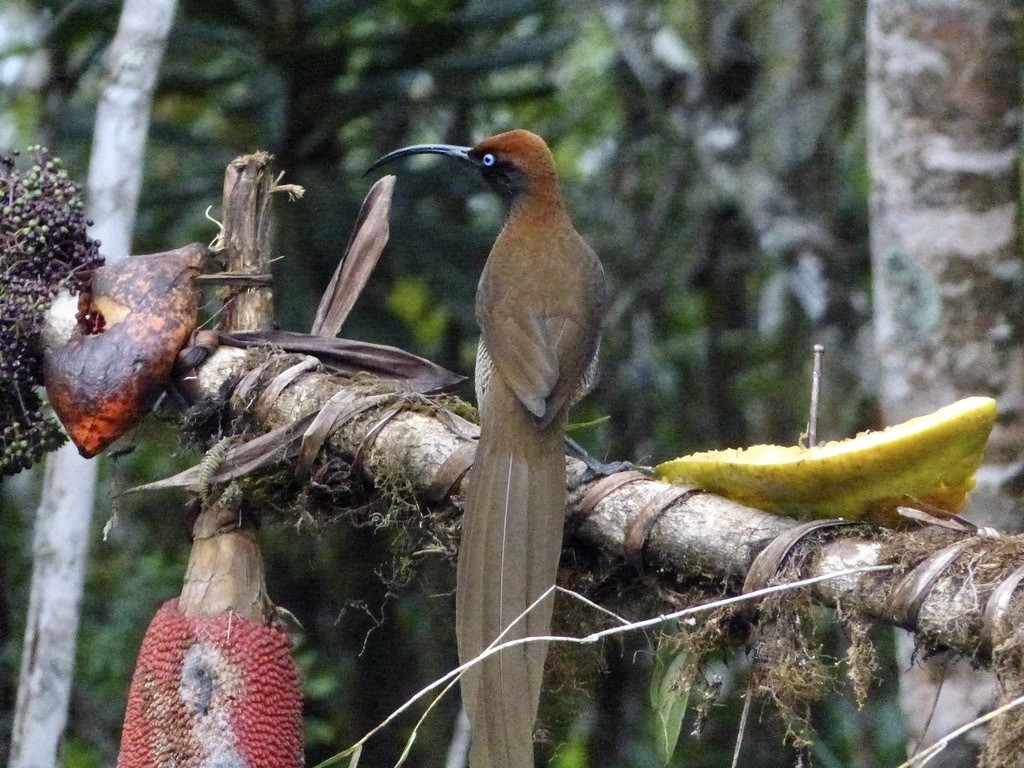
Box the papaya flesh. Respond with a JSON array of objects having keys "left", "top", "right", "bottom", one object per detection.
[{"left": 654, "top": 397, "right": 996, "bottom": 526}]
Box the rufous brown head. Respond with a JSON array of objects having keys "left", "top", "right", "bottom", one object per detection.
[{"left": 366, "top": 129, "right": 559, "bottom": 204}]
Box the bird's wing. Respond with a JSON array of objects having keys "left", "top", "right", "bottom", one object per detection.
[
  {"left": 482, "top": 311, "right": 592, "bottom": 426},
  {"left": 480, "top": 313, "right": 558, "bottom": 420}
]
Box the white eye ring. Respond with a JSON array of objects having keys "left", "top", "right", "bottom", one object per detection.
[{"left": 481, "top": 153, "right": 496, "bottom": 167}]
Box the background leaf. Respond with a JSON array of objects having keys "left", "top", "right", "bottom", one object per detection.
[{"left": 649, "top": 642, "right": 692, "bottom": 765}]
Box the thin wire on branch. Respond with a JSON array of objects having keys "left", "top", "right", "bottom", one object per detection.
[{"left": 313, "top": 564, "right": 893, "bottom": 768}]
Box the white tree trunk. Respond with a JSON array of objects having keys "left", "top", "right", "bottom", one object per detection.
[
  {"left": 867, "top": 1, "right": 1022, "bottom": 764},
  {"left": 868, "top": 0, "right": 1024, "bottom": 529},
  {"left": 86, "top": 0, "right": 178, "bottom": 267},
  {"left": 8, "top": 1, "right": 176, "bottom": 765},
  {"left": 8, "top": 446, "right": 98, "bottom": 768}
]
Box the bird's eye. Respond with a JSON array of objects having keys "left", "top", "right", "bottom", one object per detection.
[{"left": 481, "top": 153, "right": 496, "bottom": 167}]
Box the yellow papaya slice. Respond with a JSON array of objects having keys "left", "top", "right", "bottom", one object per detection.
[{"left": 654, "top": 396, "right": 996, "bottom": 525}]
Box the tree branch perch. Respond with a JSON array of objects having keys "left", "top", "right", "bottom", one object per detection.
[{"left": 187, "top": 343, "right": 1023, "bottom": 666}]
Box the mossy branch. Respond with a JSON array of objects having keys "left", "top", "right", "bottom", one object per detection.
[{"left": 189, "top": 343, "right": 1024, "bottom": 666}]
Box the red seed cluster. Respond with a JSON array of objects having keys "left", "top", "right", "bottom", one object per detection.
[{"left": 118, "top": 599, "right": 304, "bottom": 768}]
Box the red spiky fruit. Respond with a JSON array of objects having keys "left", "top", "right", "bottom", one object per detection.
[{"left": 117, "top": 599, "right": 303, "bottom": 768}]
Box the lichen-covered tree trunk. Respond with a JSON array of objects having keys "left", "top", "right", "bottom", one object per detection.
[
  {"left": 868, "top": 0, "right": 1023, "bottom": 528},
  {"left": 867, "top": 0, "right": 1022, "bottom": 763}
]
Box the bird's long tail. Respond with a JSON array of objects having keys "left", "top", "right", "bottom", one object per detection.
[{"left": 456, "top": 376, "right": 567, "bottom": 768}]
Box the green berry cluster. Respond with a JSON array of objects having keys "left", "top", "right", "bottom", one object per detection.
[{"left": 1, "top": 148, "right": 103, "bottom": 475}]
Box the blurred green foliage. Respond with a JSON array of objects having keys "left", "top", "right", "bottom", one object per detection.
[{"left": 0, "top": 0, "right": 904, "bottom": 766}]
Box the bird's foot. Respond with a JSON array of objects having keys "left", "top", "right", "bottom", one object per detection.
[{"left": 565, "top": 437, "right": 647, "bottom": 482}]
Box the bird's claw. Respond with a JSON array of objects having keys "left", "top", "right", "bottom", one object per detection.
[
  {"left": 565, "top": 436, "right": 646, "bottom": 481},
  {"left": 578, "top": 458, "right": 645, "bottom": 482}
]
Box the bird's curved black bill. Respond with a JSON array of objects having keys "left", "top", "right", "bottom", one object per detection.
[{"left": 364, "top": 144, "right": 473, "bottom": 176}]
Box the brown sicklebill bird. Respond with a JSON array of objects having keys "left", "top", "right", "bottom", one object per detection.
[{"left": 368, "top": 129, "right": 606, "bottom": 767}]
